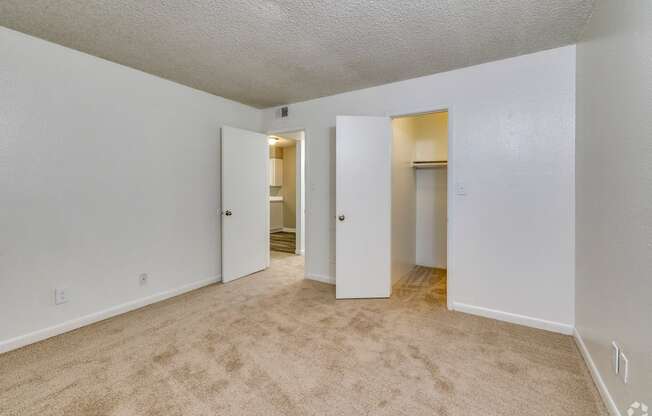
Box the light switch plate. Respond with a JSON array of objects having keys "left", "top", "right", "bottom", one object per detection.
[{"left": 455, "top": 182, "right": 467, "bottom": 196}]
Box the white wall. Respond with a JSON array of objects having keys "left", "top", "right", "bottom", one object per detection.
[
  {"left": 416, "top": 168, "right": 448, "bottom": 268},
  {"left": 575, "top": 1, "right": 652, "bottom": 413},
  {"left": 413, "top": 112, "right": 448, "bottom": 268},
  {"left": 263, "top": 46, "right": 576, "bottom": 332},
  {"left": 0, "top": 27, "right": 262, "bottom": 350},
  {"left": 390, "top": 118, "right": 416, "bottom": 284}
]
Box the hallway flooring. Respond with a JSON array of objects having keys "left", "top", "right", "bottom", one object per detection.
[{"left": 270, "top": 231, "right": 296, "bottom": 253}]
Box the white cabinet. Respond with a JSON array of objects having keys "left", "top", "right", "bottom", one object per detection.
[{"left": 269, "top": 158, "right": 283, "bottom": 186}]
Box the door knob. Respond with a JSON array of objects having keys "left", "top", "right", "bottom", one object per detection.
[
  {"left": 225, "top": 210, "right": 232, "bottom": 216},
  {"left": 338, "top": 215, "right": 345, "bottom": 221}
]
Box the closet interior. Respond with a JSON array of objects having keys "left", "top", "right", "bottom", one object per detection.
[{"left": 391, "top": 111, "right": 448, "bottom": 296}]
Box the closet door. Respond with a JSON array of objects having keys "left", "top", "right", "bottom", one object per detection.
[{"left": 335, "top": 116, "right": 392, "bottom": 298}]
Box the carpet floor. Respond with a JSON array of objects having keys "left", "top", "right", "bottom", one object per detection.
[{"left": 0, "top": 252, "right": 606, "bottom": 416}]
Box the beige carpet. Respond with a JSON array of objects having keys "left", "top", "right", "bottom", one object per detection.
[{"left": 1, "top": 252, "right": 606, "bottom": 416}]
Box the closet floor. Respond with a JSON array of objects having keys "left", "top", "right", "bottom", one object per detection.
[{"left": 394, "top": 266, "right": 447, "bottom": 303}]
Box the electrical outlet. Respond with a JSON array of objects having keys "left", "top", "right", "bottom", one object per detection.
[
  {"left": 611, "top": 341, "right": 620, "bottom": 374},
  {"left": 139, "top": 273, "right": 149, "bottom": 285},
  {"left": 619, "top": 351, "right": 629, "bottom": 384},
  {"left": 54, "top": 288, "right": 68, "bottom": 305}
]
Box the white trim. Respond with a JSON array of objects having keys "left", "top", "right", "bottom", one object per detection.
[
  {"left": 295, "top": 249, "right": 305, "bottom": 256},
  {"left": 451, "top": 302, "right": 574, "bottom": 335},
  {"left": 305, "top": 273, "right": 335, "bottom": 285},
  {"left": 282, "top": 227, "right": 296, "bottom": 233},
  {"left": 266, "top": 140, "right": 271, "bottom": 269},
  {"left": 574, "top": 329, "right": 621, "bottom": 416},
  {"left": 0, "top": 275, "right": 221, "bottom": 354},
  {"left": 415, "top": 261, "right": 446, "bottom": 269}
]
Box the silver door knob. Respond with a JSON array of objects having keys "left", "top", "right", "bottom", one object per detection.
[
  {"left": 338, "top": 215, "right": 345, "bottom": 221},
  {"left": 225, "top": 210, "right": 232, "bottom": 216}
]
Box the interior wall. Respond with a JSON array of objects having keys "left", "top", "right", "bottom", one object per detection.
[
  {"left": 391, "top": 112, "right": 448, "bottom": 274},
  {"left": 390, "top": 118, "right": 416, "bottom": 284},
  {"left": 575, "top": 1, "right": 652, "bottom": 412},
  {"left": 413, "top": 112, "right": 448, "bottom": 268},
  {"left": 269, "top": 146, "right": 283, "bottom": 158},
  {"left": 416, "top": 169, "right": 448, "bottom": 268},
  {"left": 283, "top": 145, "right": 297, "bottom": 229},
  {"left": 262, "top": 46, "right": 576, "bottom": 331},
  {"left": 0, "top": 27, "right": 263, "bottom": 350},
  {"left": 413, "top": 112, "right": 448, "bottom": 162}
]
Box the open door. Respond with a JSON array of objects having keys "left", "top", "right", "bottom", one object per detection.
[
  {"left": 221, "top": 126, "right": 268, "bottom": 283},
  {"left": 336, "top": 116, "right": 392, "bottom": 298}
]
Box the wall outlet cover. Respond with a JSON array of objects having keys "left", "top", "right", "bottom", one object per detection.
[
  {"left": 54, "top": 288, "right": 68, "bottom": 305},
  {"left": 139, "top": 273, "right": 149, "bottom": 285},
  {"left": 455, "top": 182, "right": 467, "bottom": 196}
]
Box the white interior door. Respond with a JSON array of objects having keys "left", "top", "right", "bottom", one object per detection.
[
  {"left": 221, "top": 126, "right": 268, "bottom": 283},
  {"left": 336, "top": 116, "right": 392, "bottom": 298}
]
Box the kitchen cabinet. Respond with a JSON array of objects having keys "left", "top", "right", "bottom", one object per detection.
[{"left": 269, "top": 158, "right": 283, "bottom": 187}]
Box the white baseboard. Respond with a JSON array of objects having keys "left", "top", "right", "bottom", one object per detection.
[
  {"left": 295, "top": 249, "right": 305, "bottom": 255},
  {"left": 574, "top": 329, "right": 621, "bottom": 416},
  {"left": 0, "top": 275, "right": 221, "bottom": 354},
  {"left": 305, "top": 273, "right": 335, "bottom": 285},
  {"left": 282, "top": 227, "right": 296, "bottom": 233},
  {"left": 451, "top": 302, "right": 574, "bottom": 335},
  {"left": 415, "top": 261, "right": 447, "bottom": 269}
]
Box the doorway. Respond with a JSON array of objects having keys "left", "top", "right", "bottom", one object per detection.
[
  {"left": 267, "top": 130, "right": 306, "bottom": 259},
  {"left": 391, "top": 111, "right": 449, "bottom": 304},
  {"left": 334, "top": 109, "right": 452, "bottom": 305},
  {"left": 220, "top": 126, "right": 306, "bottom": 283}
]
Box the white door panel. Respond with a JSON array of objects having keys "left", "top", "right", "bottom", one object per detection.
[
  {"left": 221, "top": 126, "right": 268, "bottom": 283},
  {"left": 336, "top": 116, "right": 392, "bottom": 298}
]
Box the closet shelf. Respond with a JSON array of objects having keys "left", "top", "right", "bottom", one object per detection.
[{"left": 412, "top": 160, "right": 448, "bottom": 169}]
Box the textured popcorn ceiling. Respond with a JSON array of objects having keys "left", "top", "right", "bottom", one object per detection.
[{"left": 0, "top": 1, "right": 594, "bottom": 108}]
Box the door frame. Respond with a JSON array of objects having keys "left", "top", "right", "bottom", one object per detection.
[
  {"left": 266, "top": 127, "right": 308, "bottom": 268},
  {"left": 388, "top": 104, "right": 455, "bottom": 311}
]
